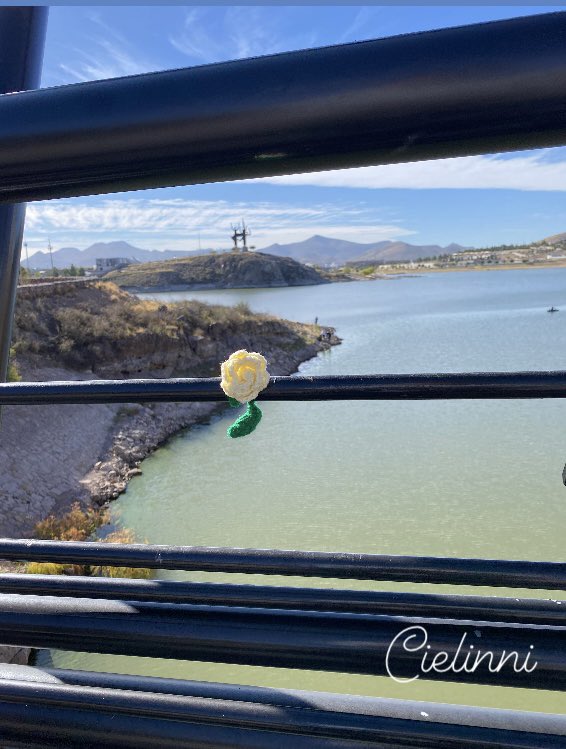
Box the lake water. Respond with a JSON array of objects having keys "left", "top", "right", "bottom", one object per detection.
[{"left": 41, "top": 268, "right": 566, "bottom": 712}]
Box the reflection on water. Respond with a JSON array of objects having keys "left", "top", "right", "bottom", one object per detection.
[{"left": 39, "top": 269, "right": 566, "bottom": 712}]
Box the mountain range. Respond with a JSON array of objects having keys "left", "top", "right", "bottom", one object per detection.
[
  {"left": 26, "top": 237, "right": 469, "bottom": 271},
  {"left": 26, "top": 241, "right": 212, "bottom": 271},
  {"left": 261, "top": 235, "right": 468, "bottom": 265}
]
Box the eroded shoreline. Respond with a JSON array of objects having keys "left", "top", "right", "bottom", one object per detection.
[{"left": 0, "top": 333, "right": 340, "bottom": 539}]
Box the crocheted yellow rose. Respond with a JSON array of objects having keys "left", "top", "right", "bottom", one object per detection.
[
  {"left": 220, "top": 350, "right": 270, "bottom": 404},
  {"left": 220, "top": 350, "right": 270, "bottom": 438}
]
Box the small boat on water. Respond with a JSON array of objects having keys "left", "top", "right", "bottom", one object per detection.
[{"left": 548, "top": 306, "right": 559, "bottom": 313}]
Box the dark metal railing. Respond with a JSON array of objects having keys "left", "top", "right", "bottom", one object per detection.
[
  {"left": 1, "top": 12, "right": 566, "bottom": 204},
  {"left": 1, "top": 538, "right": 565, "bottom": 588},
  {"left": 1, "top": 573, "right": 565, "bottom": 625},
  {"left": 4, "top": 370, "right": 566, "bottom": 404},
  {"left": 0, "top": 666, "right": 564, "bottom": 749},
  {"left": 1, "top": 7, "right": 566, "bottom": 747},
  {"left": 0, "top": 593, "right": 565, "bottom": 690}
]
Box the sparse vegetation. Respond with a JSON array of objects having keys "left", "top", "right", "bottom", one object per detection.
[
  {"left": 34, "top": 501, "right": 107, "bottom": 542},
  {"left": 234, "top": 301, "right": 251, "bottom": 315},
  {"left": 92, "top": 528, "right": 152, "bottom": 579},
  {"left": 13, "top": 281, "right": 322, "bottom": 374},
  {"left": 7, "top": 347, "right": 20, "bottom": 382},
  {"left": 25, "top": 502, "right": 151, "bottom": 579},
  {"left": 360, "top": 266, "right": 376, "bottom": 276}
]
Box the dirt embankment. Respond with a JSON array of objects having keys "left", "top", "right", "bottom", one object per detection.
[{"left": 1, "top": 282, "right": 340, "bottom": 537}]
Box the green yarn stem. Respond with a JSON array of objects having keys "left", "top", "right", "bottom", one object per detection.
[
  {"left": 227, "top": 400, "right": 262, "bottom": 438},
  {"left": 227, "top": 397, "right": 241, "bottom": 408}
]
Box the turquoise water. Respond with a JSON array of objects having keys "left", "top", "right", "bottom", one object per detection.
[{"left": 42, "top": 268, "right": 566, "bottom": 712}]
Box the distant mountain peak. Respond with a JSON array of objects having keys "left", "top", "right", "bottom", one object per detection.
[
  {"left": 259, "top": 235, "right": 468, "bottom": 265},
  {"left": 543, "top": 232, "right": 566, "bottom": 245},
  {"left": 27, "top": 240, "right": 211, "bottom": 270}
]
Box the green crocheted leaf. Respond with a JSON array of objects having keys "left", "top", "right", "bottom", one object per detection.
[{"left": 227, "top": 401, "right": 262, "bottom": 438}]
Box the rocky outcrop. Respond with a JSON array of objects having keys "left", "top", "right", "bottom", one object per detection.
[
  {"left": 0, "top": 646, "right": 31, "bottom": 665},
  {"left": 82, "top": 325, "right": 339, "bottom": 505},
  {"left": 106, "top": 251, "right": 328, "bottom": 291}
]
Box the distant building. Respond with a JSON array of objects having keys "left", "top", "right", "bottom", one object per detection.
[{"left": 95, "top": 257, "right": 134, "bottom": 275}]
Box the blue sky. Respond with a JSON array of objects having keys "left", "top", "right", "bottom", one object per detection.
[{"left": 23, "top": 5, "right": 566, "bottom": 256}]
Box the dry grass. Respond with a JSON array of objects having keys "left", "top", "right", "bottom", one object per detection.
[
  {"left": 12, "top": 279, "right": 322, "bottom": 379},
  {"left": 25, "top": 502, "right": 151, "bottom": 579}
]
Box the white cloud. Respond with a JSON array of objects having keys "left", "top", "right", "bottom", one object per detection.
[
  {"left": 170, "top": 7, "right": 318, "bottom": 66},
  {"left": 255, "top": 151, "right": 566, "bottom": 192},
  {"left": 24, "top": 197, "right": 411, "bottom": 255},
  {"left": 52, "top": 14, "right": 157, "bottom": 84}
]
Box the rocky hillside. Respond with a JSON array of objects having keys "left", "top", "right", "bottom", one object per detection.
[
  {"left": 13, "top": 281, "right": 333, "bottom": 379},
  {"left": 105, "top": 251, "right": 327, "bottom": 291}
]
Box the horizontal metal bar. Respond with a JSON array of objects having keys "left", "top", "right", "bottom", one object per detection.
[
  {"left": 42, "top": 667, "right": 566, "bottom": 738},
  {"left": 5, "top": 371, "right": 566, "bottom": 406},
  {"left": 1, "top": 12, "right": 566, "bottom": 202},
  {"left": 0, "top": 594, "right": 564, "bottom": 690},
  {"left": 2, "top": 540, "right": 566, "bottom": 588},
  {"left": 4, "top": 574, "right": 566, "bottom": 626},
  {"left": 0, "top": 669, "right": 563, "bottom": 749},
  {"left": 0, "top": 679, "right": 360, "bottom": 749}
]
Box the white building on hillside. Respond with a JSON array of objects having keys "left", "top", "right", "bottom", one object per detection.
[{"left": 95, "top": 257, "right": 135, "bottom": 275}]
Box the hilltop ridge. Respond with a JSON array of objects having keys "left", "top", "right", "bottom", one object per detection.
[
  {"left": 260, "top": 235, "right": 469, "bottom": 265},
  {"left": 106, "top": 251, "right": 328, "bottom": 291}
]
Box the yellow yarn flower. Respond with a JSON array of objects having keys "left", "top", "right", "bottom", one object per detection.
[{"left": 220, "top": 350, "right": 270, "bottom": 404}]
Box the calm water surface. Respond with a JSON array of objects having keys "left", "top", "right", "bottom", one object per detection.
[{"left": 42, "top": 269, "right": 566, "bottom": 712}]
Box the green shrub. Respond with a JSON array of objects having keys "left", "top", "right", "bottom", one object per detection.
[{"left": 25, "top": 562, "right": 69, "bottom": 575}]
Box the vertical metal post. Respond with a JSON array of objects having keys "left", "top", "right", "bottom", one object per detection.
[{"left": 0, "top": 7, "right": 48, "bottom": 381}]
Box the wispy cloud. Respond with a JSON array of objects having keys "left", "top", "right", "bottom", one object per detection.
[
  {"left": 51, "top": 13, "right": 157, "bottom": 84},
  {"left": 255, "top": 150, "right": 566, "bottom": 192},
  {"left": 224, "top": 7, "right": 288, "bottom": 59},
  {"left": 24, "top": 196, "right": 412, "bottom": 254},
  {"left": 337, "top": 7, "right": 378, "bottom": 44},
  {"left": 170, "top": 7, "right": 318, "bottom": 66},
  {"left": 169, "top": 8, "right": 225, "bottom": 64}
]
